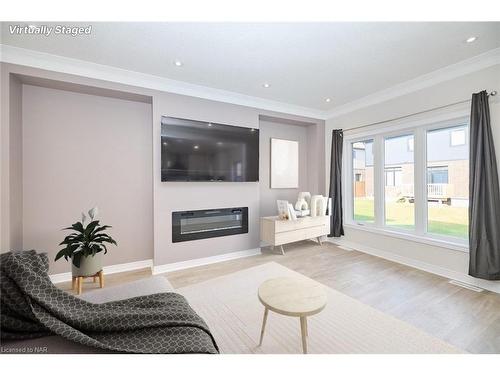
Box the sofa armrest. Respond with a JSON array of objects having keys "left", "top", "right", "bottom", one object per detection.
[{"left": 78, "top": 276, "right": 175, "bottom": 304}]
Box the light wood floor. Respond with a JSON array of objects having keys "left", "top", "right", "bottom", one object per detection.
[{"left": 58, "top": 241, "right": 500, "bottom": 354}]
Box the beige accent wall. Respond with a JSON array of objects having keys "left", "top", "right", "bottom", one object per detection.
[
  {"left": 1, "top": 62, "right": 325, "bottom": 274},
  {"left": 259, "top": 119, "right": 312, "bottom": 217},
  {"left": 325, "top": 64, "right": 500, "bottom": 289},
  {"left": 151, "top": 93, "right": 261, "bottom": 266},
  {"left": 20, "top": 85, "right": 153, "bottom": 274}
]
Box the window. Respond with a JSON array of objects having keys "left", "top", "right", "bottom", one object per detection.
[
  {"left": 427, "top": 125, "right": 468, "bottom": 239},
  {"left": 352, "top": 140, "right": 374, "bottom": 223},
  {"left": 427, "top": 166, "right": 448, "bottom": 184},
  {"left": 384, "top": 167, "right": 402, "bottom": 186},
  {"left": 346, "top": 117, "right": 469, "bottom": 246},
  {"left": 384, "top": 134, "right": 414, "bottom": 230},
  {"left": 450, "top": 128, "right": 466, "bottom": 146}
]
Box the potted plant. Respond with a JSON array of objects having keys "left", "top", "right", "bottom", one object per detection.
[{"left": 55, "top": 207, "right": 117, "bottom": 277}]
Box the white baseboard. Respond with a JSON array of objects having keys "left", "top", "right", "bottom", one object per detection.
[
  {"left": 152, "top": 248, "right": 262, "bottom": 275},
  {"left": 49, "top": 259, "right": 153, "bottom": 284},
  {"left": 327, "top": 238, "right": 500, "bottom": 294}
]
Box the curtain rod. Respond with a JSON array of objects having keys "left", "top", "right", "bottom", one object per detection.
[{"left": 343, "top": 90, "right": 497, "bottom": 132}]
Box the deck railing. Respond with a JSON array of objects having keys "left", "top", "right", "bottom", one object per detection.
[{"left": 400, "top": 183, "right": 452, "bottom": 198}]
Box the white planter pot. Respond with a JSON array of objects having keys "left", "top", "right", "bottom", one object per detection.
[{"left": 71, "top": 252, "right": 103, "bottom": 277}]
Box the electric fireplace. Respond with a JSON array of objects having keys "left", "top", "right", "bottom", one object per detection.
[{"left": 172, "top": 207, "right": 248, "bottom": 243}]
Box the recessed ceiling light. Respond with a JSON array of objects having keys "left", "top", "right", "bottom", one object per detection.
[
  {"left": 262, "top": 83, "right": 270, "bottom": 88},
  {"left": 216, "top": 142, "right": 223, "bottom": 146},
  {"left": 250, "top": 128, "right": 256, "bottom": 132},
  {"left": 465, "top": 36, "right": 477, "bottom": 43},
  {"left": 207, "top": 123, "right": 212, "bottom": 127},
  {"left": 325, "top": 98, "right": 332, "bottom": 103},
  {"left": 193, "top": 145, "right": 199, "bottom": 150},
  {"left": 174, "top": 60, "right": 183, "bottom": 67}
]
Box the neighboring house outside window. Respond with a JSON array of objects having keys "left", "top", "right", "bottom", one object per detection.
[
  {"left": 347, "top": 120, "right": 469, "bottom": 243},
  {"left": 427, "top": 166, "right": 449, "bottom": 184}
]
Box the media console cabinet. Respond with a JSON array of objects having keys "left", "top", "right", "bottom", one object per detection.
[{"left": 260, "top": 216, "right": 330, "bottom": 255}]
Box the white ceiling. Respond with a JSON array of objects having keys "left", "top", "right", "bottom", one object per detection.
[{"left": 2, "top": 22, "right": 500, "bottom": 111}]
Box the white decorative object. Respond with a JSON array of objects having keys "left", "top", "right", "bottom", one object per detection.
[
  {"left": 295, "top": 198, "right": 308, "bottom": 211},
  {"left": 310, "top": 195, "right": 326, "bottom": 217},
  {"left": 322, "top": 197, "right": 329, "bottom": 216},
  {"left": 294, "top": 192, "right": 311, "bottom": 211},
  {"left": 277, "top": 200, "right": 290, "bottom": 220},
  {"left": 298, "top": 192, "right": 311, "bottom": 207},
  {"left": 270, "top": 138, "right": 299, "bottom": 189},
  {"left": 287, "top": 203, "right": 297, "bottom": 220},
  {"left": 296, "top": 209, "right": 310, "bottom": 217}
]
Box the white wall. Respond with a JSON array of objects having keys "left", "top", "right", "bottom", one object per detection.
[{"left": 325, "top": 64, "right": 500, "bottom": 291}]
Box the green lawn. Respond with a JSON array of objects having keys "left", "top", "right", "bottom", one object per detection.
[{"left": 353, "top": 199, "right": 468, "bottom": 239}]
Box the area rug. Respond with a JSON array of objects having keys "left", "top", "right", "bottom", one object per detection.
[{"left": 177, "top": 262, "right": 463, "bottom": 354}]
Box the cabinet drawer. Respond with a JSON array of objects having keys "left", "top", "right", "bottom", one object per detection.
[
  {"left": 275, "top": 229, "right": 309, "bottom": 245},
  {"left": 307, "top": 225, "right": 329, "bottom": 238},
  {"left": 274, "top": 216, "right": 329, "bottom": 233}
]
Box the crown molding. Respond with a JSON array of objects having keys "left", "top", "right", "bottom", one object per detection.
[
  {"left": 325, "top": 47, "right": 500, "bottom": 119},
  {"left": 2, "top": 44, "right": 499, "bottom": 122},
  {"left": 0, "top": 44, "right": 325, "bottom": 119}
]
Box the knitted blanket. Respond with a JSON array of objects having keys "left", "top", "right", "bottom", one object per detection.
[{"left": 0, "top": 250, "right": 218, "bottom": 354}]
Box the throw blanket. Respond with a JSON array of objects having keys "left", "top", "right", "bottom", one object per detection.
[{"left": 0, "top": 250, "right": 218, "bottom": 354}]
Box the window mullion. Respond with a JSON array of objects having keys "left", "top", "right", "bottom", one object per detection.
[
  {"left": 373, "top": 135, "right": 384, "bottom": 228},
  {"left": 414, "top": 128, "right": 426, "bottom": 236}
]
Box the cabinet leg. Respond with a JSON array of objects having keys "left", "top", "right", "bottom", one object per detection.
[
  {"left": 280, "top": 245, "right": 285, "bottom": 255},
  {"left": 317, "top": 236, "right": 323, "bottom": 246}
]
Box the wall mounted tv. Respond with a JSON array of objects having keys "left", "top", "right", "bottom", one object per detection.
[{"left": 161, "top": 116, "right": 259, "bottom": 182}]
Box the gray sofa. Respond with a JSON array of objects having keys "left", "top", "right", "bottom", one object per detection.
[{"left": 1, "top": 276, "right": 175, "bottom": 354}]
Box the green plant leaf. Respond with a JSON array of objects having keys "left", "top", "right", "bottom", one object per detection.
[
  {"left": 54, "top": 249, "right": 69, "bottom": 262},
  {"left": 63, "top": 221, "right": 85, "bottom": 233},
  {"left": 55, "top": 216, "right": 117, "bottom": 264},
  {"left": 84, "top": 220, "right": 100, "bottom": 237},
  {"left": 93, "top": 225, "right": 112, "bottom": 234},
  {"left": 72, "top": 252, "right": 82, "bottom": 268}
]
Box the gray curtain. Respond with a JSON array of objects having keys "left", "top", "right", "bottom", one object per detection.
[
  {"left": 328, "top": 129, "right": 344, "bottom": 237},
  {"left": 469, "top": 91, "right": 500, "bottom": 280}
]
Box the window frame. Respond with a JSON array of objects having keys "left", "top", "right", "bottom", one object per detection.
[
  {"left": 348, "top": 138, "right": 376, "bottom": 226},
  {"left": 343, "top": 113, "right": 469, "bottom": 251},
  {"left": 382, "top": 130, "right": 416, "bottom": 233}
]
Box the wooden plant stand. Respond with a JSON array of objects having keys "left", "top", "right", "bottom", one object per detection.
[{"left": 72, "top": 270, "right": 104, "bottom": 295}]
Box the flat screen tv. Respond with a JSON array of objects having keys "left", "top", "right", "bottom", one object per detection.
[{"left": 161, "top": 116, "right": 259, "bottom": 182}]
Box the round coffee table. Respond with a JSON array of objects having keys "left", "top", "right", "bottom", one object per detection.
[{"left": 257, "top": 277, "right": 327, "bottom": 354}]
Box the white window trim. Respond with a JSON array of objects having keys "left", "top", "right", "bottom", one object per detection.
[{"left": 343, "top": 110, "right": 470, "bottom": 253}]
